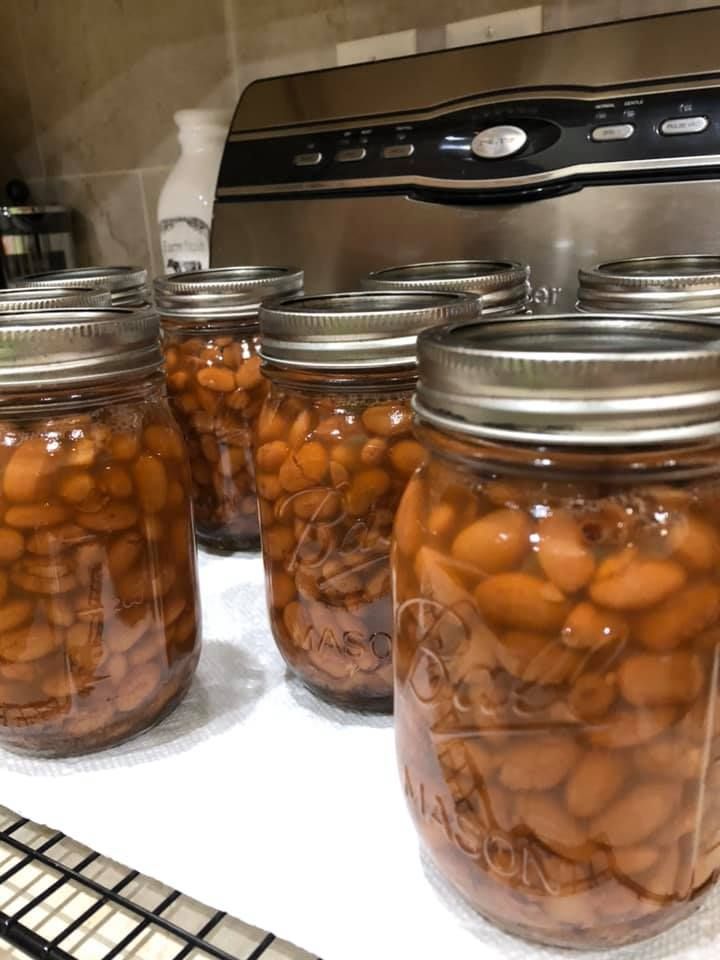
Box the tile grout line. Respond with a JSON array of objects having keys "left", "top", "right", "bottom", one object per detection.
[
  {"left": 12, "top": 0, "right": 46, "bottom": 182},
  {"left": 137, "top": 169, "right": 157, "bottom": 279},
  {"left": 26, "top": 165, "right": 172, "bottom": 186},
  {"left": 136, "top": 169, "right": 158, "bottom": 278},
  {"left": 222, "top": 0, "right": 242, "bottom": 101},
  {"left": 541, "top": 1, "right": 550, "bottom": 32}
]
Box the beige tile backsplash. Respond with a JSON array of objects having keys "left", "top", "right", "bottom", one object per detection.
[
  {"left": 31, "top": 171, "right": 153, "bottom": 272},
  {"left": 16, "top": 0, "right": 233, "bottom": 178},
  {"left": 1, "top": 0, "right": 716, "bottom": 276},
  {"left": 0, "top": 2, "right": 43, "bottom": 182}
]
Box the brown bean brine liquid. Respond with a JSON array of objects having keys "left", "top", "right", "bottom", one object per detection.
[
  {"left": 156, "top": 267, "right": 304, "bottom": 553},
  {"left": 0, "top": 387, "right": 200, "bottom": 755},
  {"left": 256, "top": 384, "right": 425, "bottom": 708},
  {"left": 394, "top": 436, "right": 720, "bottom": 947},
  {"left": 163, "top": 330, "right": 266, "bottom": 550},
  {"left": 256, "top": 288, "right": 481, "bottom": 706}
]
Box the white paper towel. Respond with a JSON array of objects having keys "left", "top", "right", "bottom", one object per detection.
[{"left": 0, "top": 550, "right": 718, "bottom": 960}]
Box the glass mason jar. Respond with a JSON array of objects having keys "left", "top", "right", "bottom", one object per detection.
[
  {"left": 0, "top": 306, "right": 201, "bottom": 756},
  {"left": 577, "top": 255, "right": 720, "bottom": 315},
  {"left": 394, "top": 314, "right": 720, "bottom": 948},
  {"left": 14, "top": 266, "right": 151, "bottom": 306},
  {"left": 257, "top": 291, "right": 480, "bottom": 710},
  {"left": 0, "top": 286, "right": 111, "bottom": 310},
  {"left": 155, "top": 267, "right": 303, "bottom": 552},
  {"left": 365, "top": 259, "right": 531, "bottom": 316}
]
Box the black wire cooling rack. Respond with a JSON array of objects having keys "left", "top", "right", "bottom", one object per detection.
[{"left": 0, "top": 805, "right": 318, "bottom": 960}]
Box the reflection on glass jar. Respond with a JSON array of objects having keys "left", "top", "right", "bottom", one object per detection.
[
  {"left": 394, "top": 314, "right": 720, "bottom": 947},
  {"left": 0, "top": 307, "right": 201, "bottom": 756},
  {"left": 258, "top": 291, "right": 480, "bottom": 710},
  {"left": 155, "top": 267, "right": 303, "bottom": 552},
  {"left": 257, "top": 379, "right": 419, "bottom": 707}
]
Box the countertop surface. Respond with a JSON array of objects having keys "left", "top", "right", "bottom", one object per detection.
[{"left": 0, "top": 549, "right": 718, "bottom": 960}]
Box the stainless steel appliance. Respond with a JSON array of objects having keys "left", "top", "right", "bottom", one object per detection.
[
  {"left": 212, "top": 8, "right": 720, "bottom": 311},
  {"left": 0, "top": 180, "right": 75, "bottom": 286}
]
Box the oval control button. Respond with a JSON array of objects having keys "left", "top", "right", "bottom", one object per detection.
[
  {"left": 471, "top": 125, "right": 527, "bottom": 160},
  {"left": 591, "top": 123, "right": 635, "bottom": 142},
  {"left": 293, "top": 152, "right": 322, "bottom": 167},
  {"left": 383, "top": 144, "right": 415, "bottom": 159},
  {"left": 660, "top": 116, "right": 709, "bottom": 136},
  {"left": 336, "top": 147, "right": 367, "bottom": 163}
]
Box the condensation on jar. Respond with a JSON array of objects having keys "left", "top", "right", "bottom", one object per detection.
[
  {"left": 394, "top": 313, "right": 720, "bottom": 948},
  {"left": 577, "top": 255, "right": 720, "bottom": 316},
  {"left": 13, "top": 266, "right": 151, "bottom": 306},
  {"left": 0, "top": 306, "right": 201, "bottom": 757},
  {"left": 155, "top": 266, "right": 303, "bottom": 552},
  {"left": 365, "top": 259, "right": 531, "bottom": 316},
  {"left": 257, "top": 290, "right": 480, "bottom": 710}
]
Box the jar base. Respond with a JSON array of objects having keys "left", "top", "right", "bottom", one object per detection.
[
  {"left": 197, "top": 531, "right": 260, "bottom": 554},
  {"left": 0, "top": 670, "right": 196, "bottom": 759},
  {"left": 441, "top": 869, "right": 711, "bottom": 951},
  {"left": 298, "top": 676, "right": 393, "bottom": 714}
]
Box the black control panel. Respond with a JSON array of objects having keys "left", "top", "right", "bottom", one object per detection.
[{"left": 218, "top": 87, "right": 720, "bottom": 199}]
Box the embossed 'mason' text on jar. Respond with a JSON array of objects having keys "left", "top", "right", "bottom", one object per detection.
[
  {"left": 256, "top": 290, "right": 480, "bottom": 710},
  {"left": 394, "top": 314, "right": 720, "bottom": 948}
]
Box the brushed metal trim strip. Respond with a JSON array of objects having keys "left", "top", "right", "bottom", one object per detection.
[
  {"left": 216, "top": 153, "right": 720, "bottom": 199},
  {"left": 227, "top": 80, "right": 720, "bottom": 143}
]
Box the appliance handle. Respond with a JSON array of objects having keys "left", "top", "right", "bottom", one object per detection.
[
  {"left": 406, "top": 180, "right": 582, "bottom": 206},
  {"left": 215, "top": 181, "right": 582, "bottom": 206},
  {"left": 215, "top": 166, "right": 720, "bottom": 207},
  {"left": 404, "top": 163, "right": 720, "bottom": 205}
]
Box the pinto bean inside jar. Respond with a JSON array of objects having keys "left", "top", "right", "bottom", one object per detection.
[
  {"left": 257, "top": 290, "right": 481, "bottom": 709},
  {"left": 155, "top": 267, "right": 303, "bottom": 552},
  {"left": 394, "top": 315, "right": 720, "bottom": 948},
  {"left": 256, "top": 376, "right": 423, "bottom": 708},
  {"left": 163, "top": 331, "right": 266, "bottom": 550},
  {"left": 0, "top": 307, "right": 200, "bottom": 756}
]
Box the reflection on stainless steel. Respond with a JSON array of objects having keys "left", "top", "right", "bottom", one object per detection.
[
  {"left": 212, "top": 8, "right": 720, "bottom": 311},
  {"left": 227, "top": 80, "right": 720, "bottom": 144},
  {"left": 227, "top": 10, "right": 720, "bottom": 132},
  {"left": 213, "top": 181, "right": 720, "bottom": 311}
]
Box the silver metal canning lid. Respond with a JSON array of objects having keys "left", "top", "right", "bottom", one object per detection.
[
  {"left": 0, "top": 286, "right": 112, "bottom": 311},
  {"left": 154, "top": 266, "right": 303, "bottom": 321},
  {"left": 14, "top": 266, "right": 150, "bottom": 305},
  {"left": 259, "top": 290, "right": 481, "bottom": 370},
  {"left": 415, "top": 313, "right": 720, "bottom": 446},
  {"left": 578, "top": 256, "right": 720, "bottom": 314},
  {"left": 365, "top": 259, "right": 530, "bottom": 314},
  {"left": 0, "top": 307, "right": 162, "bottom": 390}
]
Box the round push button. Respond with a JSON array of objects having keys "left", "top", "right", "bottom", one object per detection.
[{"left": 471, "top": 124, "right": 528, "bottom": 159}]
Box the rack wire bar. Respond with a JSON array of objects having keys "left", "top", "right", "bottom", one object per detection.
[{"left": 0, "top": 806, "right": 319, "bottom": 960}]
